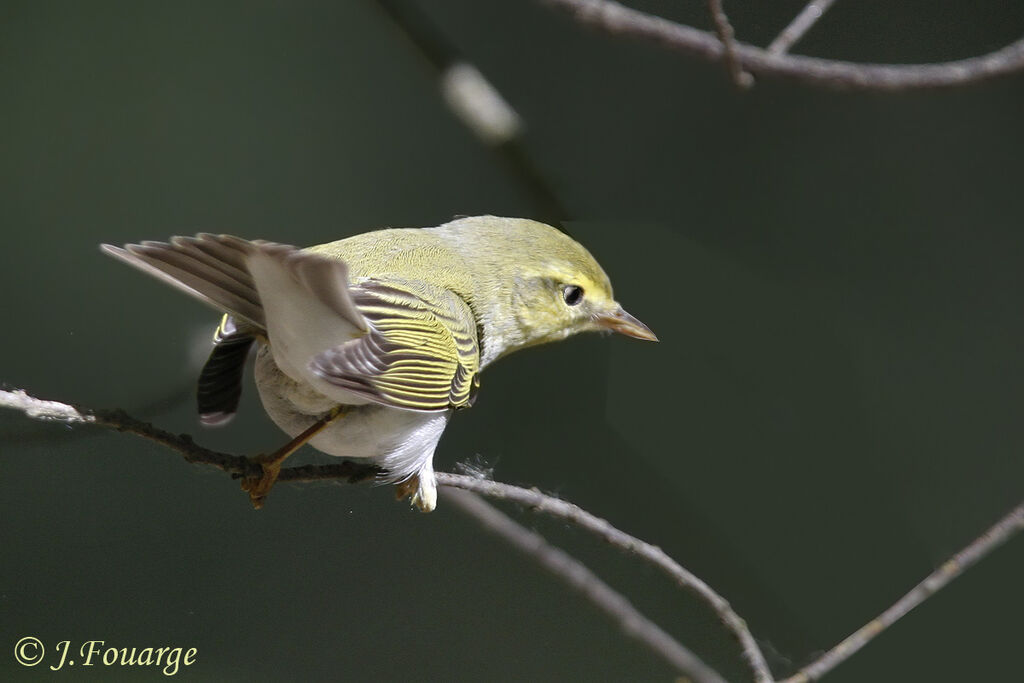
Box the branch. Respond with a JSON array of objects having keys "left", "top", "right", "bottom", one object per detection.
[
  {"left": 780, "top": 500, "right": 1024, "bottom": 683},
  {"left": 706, "top": 0, "right": 753, "bottom": 89},
  {"left": 434, "top": 470, "right": 774, "bottom": 682},
  {"left": 537, "top": 0, "right": 1024, "bottom": 90},
  {"left": 372, "top": 0, "right": 569, "bottom": 222},
  {"left": 767, "top": 0, "right": 837, "bottom": 56},
  {"left": 441, "top": 487, "right": 727, "bottom": 683},
  {"left": 0, "top": 388, "right": 380, "bottom": 483},
  {"left": 0, "top": 386, "right": 770, "bottom": 682},
  {"left": 5, "top": 386, "right": 1023, "bottom": 683}
]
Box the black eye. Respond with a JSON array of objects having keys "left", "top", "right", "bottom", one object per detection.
[{"left": 562, "top": 284, "right": 584, "bottom": 306}]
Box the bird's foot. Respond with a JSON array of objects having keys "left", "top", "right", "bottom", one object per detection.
[
  {"left": 394, "top": 471, "right": 437, "bottom": 513},
  {"left": 241, "top": 457, "right": 283, "bottom": 510},
  {"left": 240, "top": 405, "right": 347, "bottom": 510}
]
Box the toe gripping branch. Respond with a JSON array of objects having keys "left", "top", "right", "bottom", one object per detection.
[{"left": 241, "top": 405, "right": 347, "bottom": 509}]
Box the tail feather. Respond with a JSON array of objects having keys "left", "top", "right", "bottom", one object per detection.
[
  {"left": 197, "top": 315, "right": 256, "bottom": 426},
  {"left": 101, "top": 235, "right": 267, "bottom": 329},
  {"left": 131, "top": 242, "right": 259, "bottom": 312},
  {"left": 103, "top": 233, "right": 372, "bottom": 402},
  {"left": 168, "top": 235, "right": 256, "bottom": 292}
]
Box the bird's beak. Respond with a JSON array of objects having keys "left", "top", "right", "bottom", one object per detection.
[{"left": 595, "top": 306, "right": 658, "bottom": 342}]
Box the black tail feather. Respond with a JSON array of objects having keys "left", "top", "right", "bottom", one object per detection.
[{"left": 197, "top": 316, "right": 256, "bottom": 426}]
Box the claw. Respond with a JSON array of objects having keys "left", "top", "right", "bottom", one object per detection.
[
  {"left": 240, "top": 405, "right": 346, "bottom": 509},
  {"left": 241, "top": 459, "right": 283, "bottom": 509},
  {"left": 394, "top": 476, "right": 419, "bottom": 502},
  {"left": 394, "top": 472, "right": 437, "bottom": 512}
]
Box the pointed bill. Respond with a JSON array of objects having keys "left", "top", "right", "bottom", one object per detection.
[{"left": 595, "top": 307, "right": 658, "bottom": 341}]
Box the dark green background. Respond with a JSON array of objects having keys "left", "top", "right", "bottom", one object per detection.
[{"left": 2, "top": 2, "right": 1022, "bottom": 681}]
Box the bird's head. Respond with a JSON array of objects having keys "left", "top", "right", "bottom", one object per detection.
[{"left": 434, "top": 216, "right": 657, "bottom": 362}]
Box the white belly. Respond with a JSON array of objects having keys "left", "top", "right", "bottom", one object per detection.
[{"left": 253, "top": 344, "right": 451, "bottom": 483}]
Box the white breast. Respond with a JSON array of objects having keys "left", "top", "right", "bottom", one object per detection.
[{"left": 253, "top": 345, "right": 451, "bottom": 484}]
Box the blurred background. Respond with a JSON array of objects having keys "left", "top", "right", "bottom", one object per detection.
[{"left": 2, "top": 1, "right": 1023, "bottom": 681}]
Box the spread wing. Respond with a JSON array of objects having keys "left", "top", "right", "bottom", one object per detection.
[{"left": 311, "top": 279, "right": 480, "bottom": 411}]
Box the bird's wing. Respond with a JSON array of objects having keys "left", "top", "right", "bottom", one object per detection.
[
  {"left": 101, "top": 234, "right": 368, "bottom": 333},
  {"left": 103, "top": 234, "right": 479, "bottom": 410},
  {"left": 243, "top": 243, "right": 368, "bottom": 385},
  {"left": 310, "top": 279, "right": 480, "bottom": 411},
  {"left": 101, "top": 234, "right": 269, "bottom": 329},
  {"left": 103, "top": 235, "right": 371, "bottom": 387}
]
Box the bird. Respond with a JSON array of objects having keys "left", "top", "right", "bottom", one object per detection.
[{"left": 101, "top": 216, "right": 657, "bottom": 511}]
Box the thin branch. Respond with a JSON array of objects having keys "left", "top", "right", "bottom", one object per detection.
[
  {"left": 434, "top": 471, "right": 775, "bottom": 683},
  {"left": 0, "top": 385, "right": 727, "bottom": 680},
  {"left": 441, "top": 488, "right": 728, "bottom": 683},
  {"left": 0, "top": 389, "right": 379, "bottom": 483},
  {"left": 372, "top": 0, "right": 569, "bottom": 222},
  {"left": 706, "top": 0, "right": 753, "bottom": 88},
  {"left": 780, "top": 500, "right": 1024, "bottom": 683},
  {"left": 6, "top": 386, "right": 1024, "bottom": 683},
  {"left": 0, "top": 386, "right": 772, "bottom": 682},
  {"left": 767, "top": 0, "right": 837, "bottom": 56},
  {"left": 1, "top": 388, "right": 95, "bottom": 423},
  {"left": 537, "top": 0, "right": 1024, "bottom": 90}
]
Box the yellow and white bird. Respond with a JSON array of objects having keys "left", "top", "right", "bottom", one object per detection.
[{"left": 102, "top": 216, "right": 656, "bottom": 511}]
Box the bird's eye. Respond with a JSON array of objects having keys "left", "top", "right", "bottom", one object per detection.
[{"left": 562, "top": 284, "right": 584, "bottom": 306}]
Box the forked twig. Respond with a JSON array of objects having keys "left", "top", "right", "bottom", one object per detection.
[
  {"left": 442, "top": 487, "right": 727, "bottom": 683},
  {"left": 0, "top": 387, "right": 741, "bottom": 679},
  {"left": 372, "top": 0, "right": 569, "bottom": 222},
  {"left": 767, "top": 0, "right": 837, "bottom": 55},
  {"left": 435, "top": 471, "right": 774, "bottom": 682},
  {"left": 706, "top": 0, "right": 753, "bottom": 88},
  {"left": 538, "top": 0, "right": 1024, "bottom": 90},
  {"left": 4, "top": 386, "right": 1022, "bottom": 683}
]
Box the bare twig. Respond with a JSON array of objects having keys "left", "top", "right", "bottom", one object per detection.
[
  {"left": 5, "top": 386, "right": 1024, "bottom": 683},
  {"left": 706, "top": 0, "right": 753, "bottom": 88},
  {"left": 0, "top": 386, "right": 772, "bottom": 682},
  {"left": 537, "top": 0, "right": 1024, "bottom": 90},
  {"left": 780, "top": 500, "right": 1024, "bottom": 683},
  {"left": 1, "top": 388, "right": 96, "bottom": 423},
  {"left": 434, "top": 471, "right": 775, "bottom": 683},
  {"left": 1, "top": 385, "right": 727, "bottom": 680},
  {"left": 442, "top": 488, "right": 727, "bottom": 683},
  {"left": 372, "top": 0, "right": 569, "bottom": 222},
  {"left": 0, "top": 388, "right": 379, "bottom": 482},
  {"left": 767, "top": 0, "right": 837, "bottom": 56}
]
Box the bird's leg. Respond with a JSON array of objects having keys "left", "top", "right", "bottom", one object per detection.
[{"left": 242, "top": 405, "right": 346, "bottom": 509}]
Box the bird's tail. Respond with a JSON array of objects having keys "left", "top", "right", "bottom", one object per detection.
[
  {"left": 102, "top": 233, "right": 370, "bottom": 399},
  {"left": 101, "top": 234, "right": 268, "bottom": 330},
  {"left": 196, "top": 314, "right": 257, "bottom": 426}
]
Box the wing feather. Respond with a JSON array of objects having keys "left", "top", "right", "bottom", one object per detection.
[
  {"left": 310, "top": 279, "right": 479, "bottom": 411},
  {"left": 101, "top": 234, "right": 266, "bottom": 328},
  {"left": 105, "top": 234, "right": 480, "bottom": 412}
]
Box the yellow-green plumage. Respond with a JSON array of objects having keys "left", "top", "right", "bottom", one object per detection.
[
  {"left": 324, "top": 277, "right": 479, "bottom": 410},
  {"left": 101, "top": 216, "right": 655, "bottom": 511},
  {"left": 310, "top": 216, "right": 620, "bottom": 363}
]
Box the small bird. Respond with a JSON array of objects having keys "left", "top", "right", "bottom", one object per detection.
[{"left": 102, "top": 216, "right": 656, "bottom": 511}]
